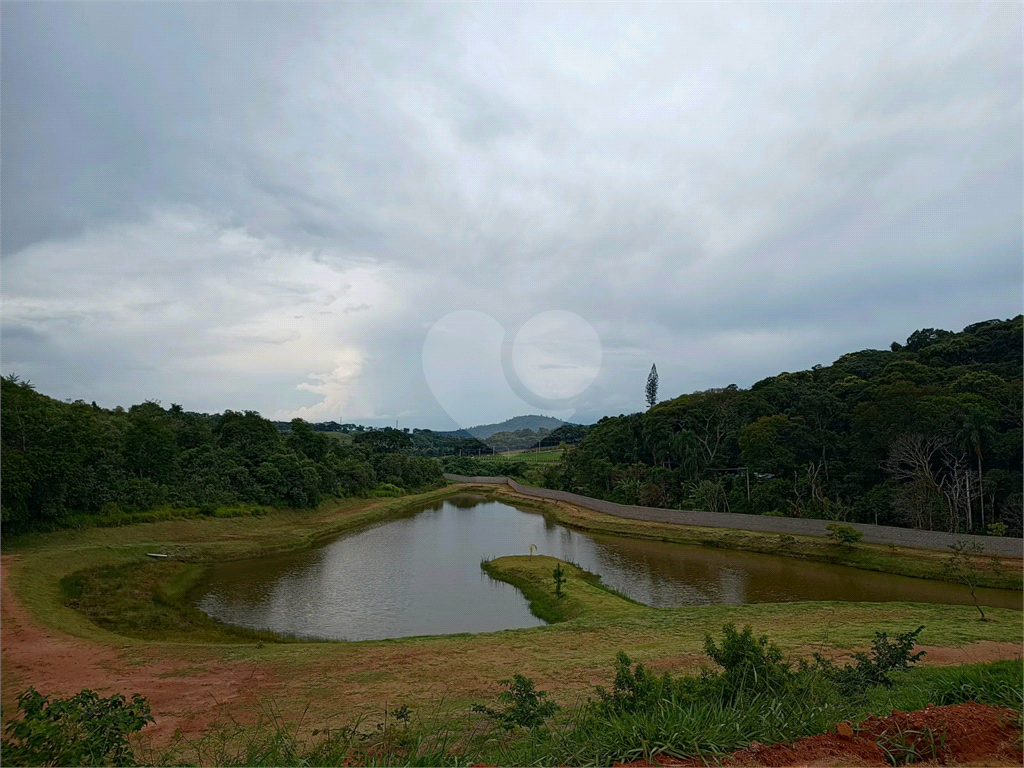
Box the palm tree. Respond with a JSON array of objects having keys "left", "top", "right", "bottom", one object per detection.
[{"left": 953, "top": 412, "right": 996, "bottom": 530}]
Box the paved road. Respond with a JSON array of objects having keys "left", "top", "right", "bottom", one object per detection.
[{"left": 443, "top": 474, "right": 1024, "bottom": 558}]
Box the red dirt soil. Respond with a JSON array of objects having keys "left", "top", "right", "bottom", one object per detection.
[
  {"left": 1, "top": 555, "right": 275, "bottom": 743},
  {"left": 616, "top": 703, "right": 1023, "bottom": 768}
]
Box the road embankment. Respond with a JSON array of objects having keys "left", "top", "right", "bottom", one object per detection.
[
  {"left": 443, "top": 473, "right": 1023, "bottom": 557},
  {"left": 448, "top": 478, "right": 1022, "bottom": 591}
]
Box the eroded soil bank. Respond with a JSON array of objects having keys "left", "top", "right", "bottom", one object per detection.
[{"left": 617, "top": 702, "right": 1023, "bottom": 767}]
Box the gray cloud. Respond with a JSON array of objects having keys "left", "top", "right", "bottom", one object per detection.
[{"left": 2, "top": 1, "right": 1020, "bottom": 427}]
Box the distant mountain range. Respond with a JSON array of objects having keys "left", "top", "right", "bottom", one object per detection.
[
  {"left": 439, "top": 414, "right": 571, "bottom": 439},
  {"left": 274, "top": 413, "right": 574, "bottom": 438}
]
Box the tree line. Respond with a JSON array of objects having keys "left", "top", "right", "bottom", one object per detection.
[
  {"left": 0, "top": 381, "right": 442, "bottom": 536},
  {"left": 3, "top": 316, "right": 1019, "bottom": 538},
  {"left": 406, "top": 424, "right": 588, "bottom": 457},
  {"left": 552, "top": 317, "right": 1022, "bottom": 535}
]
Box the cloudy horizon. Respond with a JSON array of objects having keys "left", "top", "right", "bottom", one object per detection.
[{"left": 2, "top": 2, "right": 1021, "bottom": 430}]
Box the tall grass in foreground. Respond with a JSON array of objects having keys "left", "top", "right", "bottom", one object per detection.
[
  {"left": 520, "top": 691, "right": 842, "bottom": 765},
  {"left": 867, "top": 658, "right": 1023, "bottom": 713},
  {"left": 140, "top": 657, "right": 1021, "bottom": 767},
  {"left": 152, "top": 698, "right": 485, "bottom": 768},
  {"left": 6, "top": 632, "right": 1021, "bottom": 767},
  {"left": 518, "top": 658, "right": 1023, "bottom": 767},
  {"left": 203, "top": 636, "right": 1024, "bottom": 766}
]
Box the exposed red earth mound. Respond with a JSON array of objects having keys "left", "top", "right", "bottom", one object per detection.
[{"left": 616, "top": 702, "right": 1023, "bottom": 768}]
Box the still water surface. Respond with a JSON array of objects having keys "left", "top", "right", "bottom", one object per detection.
[{"left": 195, "top": 494, "right": 1022, "bottom": 641}]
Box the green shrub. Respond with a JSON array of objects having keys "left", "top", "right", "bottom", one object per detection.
[
  {"left": 810, "top": 626, "right": 925, "bottom": 695},
  {"left": 702, "top": 623, "right": 794, "bottom": 702},
  {"left": 593, "top": 653, "right": 704, "bottom": 716},
  {"left": 986, "top": 521, "right": 1008, "bottom": 537},
  {"left": 595, "top": 652, "right": 664, "bottom": 714},
  {"left": 1, "top": 687, "right": 153, "bottom": 766},
  {"left": 826, "top": 523, "right": 863, "bottom": 546},
  {"left": 472, "top": 674, "right": 559, "bottom": 730}
]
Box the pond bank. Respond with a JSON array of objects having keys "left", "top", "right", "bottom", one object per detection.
[
  {"left": 444, "top": 474, "right": 1023, "bottom": 557},
  {"left": 457, "top": 482, "right": 1022, "bottom": 591}
]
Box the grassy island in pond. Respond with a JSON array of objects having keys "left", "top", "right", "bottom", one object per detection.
[{"left": 481, "top": 555, "right": 644, "bottom": 623}]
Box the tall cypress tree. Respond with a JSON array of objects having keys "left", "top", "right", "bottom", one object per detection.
[{"left": 646, "top": 364, "right": 659, "bottom": 409}]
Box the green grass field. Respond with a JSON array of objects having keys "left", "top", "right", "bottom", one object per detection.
[{"left": 477, "top": 449, "right": 564, "bottom": 463}]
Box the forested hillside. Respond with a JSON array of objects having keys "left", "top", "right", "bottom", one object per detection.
[
  {"left": 3, "top": 317, "right": 1020, "bottom": 538},
  {"left": 556, "top": 317, "right": 1023, "bottom": 536},
  {"left": 0, "top": 383, "right": 441, "bottom": 536},
  {"left": 443, "top": 414, "right": 569, "bottom": 439}
]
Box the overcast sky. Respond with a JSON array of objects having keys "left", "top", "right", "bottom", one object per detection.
[{"left": 2, "top": 1, "right": 1021, "bottom": 430}]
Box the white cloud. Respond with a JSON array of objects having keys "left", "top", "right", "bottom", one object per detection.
[
  {"left": 2, "top": 2, "right": 1020, "bottom": 427},
  {"left": 1, "top": 210, "right": 396, "bottom": 418},
  {"left": 283, "top": 349, "right": 365, "bottom": 423}
]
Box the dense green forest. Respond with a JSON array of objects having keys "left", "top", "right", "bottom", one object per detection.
[
  {"left": 415, "top": 423, "right": 587, "bottom": 455},
  {"left": 274, "top": 420, "right": 585, "bottom": 456},
  {"left": 550, "top": 317, "right": 1022, "bottom": 535},
  {"left": 2, "top": 317, "right": 1020, "bottom": 538},
  {"left": 0, "top": 382, "right": 442, "bottom": 536}
]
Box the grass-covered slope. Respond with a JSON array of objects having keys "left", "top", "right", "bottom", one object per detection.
[{"left": 479, "top": 485, "right": 1023, "bottom": 590}]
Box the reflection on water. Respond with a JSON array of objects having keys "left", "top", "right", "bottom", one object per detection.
[{"left": 195, "top": 493, "right": 1023, "bottom": 641}]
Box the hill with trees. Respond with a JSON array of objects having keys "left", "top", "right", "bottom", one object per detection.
[
  {"left": 440, "top": 414, "right": 571, "bottom": 440},
  {"left": 550, "top": 317, "right": 1022, "bottom": 536},
  {"left": 0, "top": 382, "right": 442, "bottom": 536}
]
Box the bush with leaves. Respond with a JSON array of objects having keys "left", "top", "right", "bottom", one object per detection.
[
  {"left": 472, "top": 674, "right": 559, "bottom": 731},
  {"left": 826, "top": 523, "right": 864, "bottom": 546},
  {"left": 594, "top": 652, "right": 705, "bottom": 715},
  {"left": 595, "top": 626, "right": 804, "bottom": 714},
  {"left": 809, "top": 626, "right": 926, "bottom": 695},
  {"left": 986, "top": 521, "right": 1009, "bottom": 537},
  {"left": 702, "top": 623, "right": 796, "bottom": 702},
  {"left": 595, "top": 652, "right": 665, "bottom": 714},
  {"left": 1, "top": 687, "right": 154, "bottom": 766}
]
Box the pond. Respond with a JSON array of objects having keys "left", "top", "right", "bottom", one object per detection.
[{"left": 195, "top": 493, "right": 1022, "bottom": 641}]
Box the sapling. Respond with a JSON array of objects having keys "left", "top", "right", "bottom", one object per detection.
[
  {"left": 944, "top": 540, "right": 996, "bottom": 620},
  {"left": 553, "top": 563, "right": 567, "bottom": 598}
]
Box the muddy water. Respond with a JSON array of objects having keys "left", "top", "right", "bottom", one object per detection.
[{"left": 195, "top": 494, "right": 1022, "bottom": 641}]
